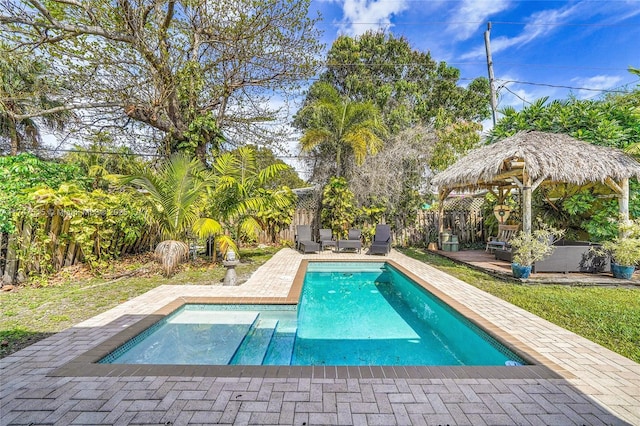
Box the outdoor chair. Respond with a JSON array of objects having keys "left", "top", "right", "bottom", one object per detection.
[
  {"left": 295, "top": 225, "right": 319, "bottom": 253},
  {"left": 369, "top": 224, "right": 392, "bottom": 255},
  {"left": 486, "top": 224, "right": 519, "bottom": 253},
  {"left": 337, "top": 228, "right": 362, "bottom": 253},
  {"left": 319, "top": 228, "right": 337, "bottom": 251}
]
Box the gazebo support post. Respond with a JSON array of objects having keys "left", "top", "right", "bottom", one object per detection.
[
  {"left": 522, "top": 174, "right": 532, "bottom": 235},
  {"left": 437, "top": 188, "right": 453, "bottom": 246},
  {"left": 605, "top": 177, "right": 631, "bottom": 237},
  {"left": 513, "top": 173, "right": 546, "bottom": 235}
]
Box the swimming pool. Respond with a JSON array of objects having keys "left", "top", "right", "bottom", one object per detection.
[{"left": 100, "top": 262, "right": 526, "bottom": 366}]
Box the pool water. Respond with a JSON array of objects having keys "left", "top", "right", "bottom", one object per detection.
[{"left": 101, "top": 262, "right": 525, "bottom": 366}]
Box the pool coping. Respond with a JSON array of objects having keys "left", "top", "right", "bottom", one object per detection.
[{"left": 50, "top": 259, "right": 566, "bottom": 381}]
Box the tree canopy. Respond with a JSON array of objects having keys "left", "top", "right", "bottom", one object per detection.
[
  {"left": 0, "top": 48, "right": 71, "bottom": 155},
  {"left": 316, "top": 31, "right": 490, "bottom": 133},
  {"left": 0, "top": 0, "right": 323, "bottom": 161}
]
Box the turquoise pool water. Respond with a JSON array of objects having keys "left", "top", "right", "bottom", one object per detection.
[{"left": 101, "top": 262, "right": 526, "bottom": 366}]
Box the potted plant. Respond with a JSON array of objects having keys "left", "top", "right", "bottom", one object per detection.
[
  {"left": 427, "top": 229, "right": 439, "bottom": 251},
  {"left": 598, "top": 219, "right": 640, "bottom": 279},
  {"left": 509, "top": 226, "right": 565, "bottom": 279}
]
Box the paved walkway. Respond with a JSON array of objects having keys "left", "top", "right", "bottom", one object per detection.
[{"left": 1, "top": 249, "right": 639, "bottom": 425}]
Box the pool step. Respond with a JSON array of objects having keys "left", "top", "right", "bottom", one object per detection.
[
  {"left": 262, "top": 317, "right": 297, "bottom": 365},
  {"left": 230, "top": 317, "right": 278, "bottom": 365}
]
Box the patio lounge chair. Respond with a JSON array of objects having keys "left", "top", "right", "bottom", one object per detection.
[
  {"left": 369, "top": 224, "right": 391, "bottom": 255},
  {"left": 337, "top": 228, "right": 362, "bottom": 253},
  {"left": 295, "top": 225, "right": 319, "bottom": 253},
  {"left": 486, "top": 224, "right": 519, "bottom": 253},
  {"left": 319, "top": 228, "right": 337, "bottom": 251}
]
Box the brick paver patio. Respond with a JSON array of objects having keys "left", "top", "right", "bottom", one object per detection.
[{"left": 1, "top": 248, "right": 638, "bottom": 425}]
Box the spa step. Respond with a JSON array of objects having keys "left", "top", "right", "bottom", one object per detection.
[
  {"left": 230, "top": 317, "right": 278, "bottom": 365},
  {"left": 262, "top": 317, "right": 297, "bottom": 365}
]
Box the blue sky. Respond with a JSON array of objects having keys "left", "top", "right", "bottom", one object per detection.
[{"left": 306, "top": 0, "right": 640, "bottom": 117}]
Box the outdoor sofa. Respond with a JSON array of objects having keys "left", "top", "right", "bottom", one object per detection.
[{"left": 495, "top": 240, "right": 610, "bottom": 273}]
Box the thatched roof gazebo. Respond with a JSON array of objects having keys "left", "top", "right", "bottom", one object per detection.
[{"left": 432, "top": 131, "right": 640, "bottom": 235}]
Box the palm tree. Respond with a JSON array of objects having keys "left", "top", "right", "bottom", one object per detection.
[
  {"left": 296, "top": 82, "right": 387, "bottom": 178},
  {"left": 124, "top": 153, "right": 227, "bottom": 276},
  {"left": 209, "top": 146, "right": 291, "bottom": 245},
  {"left": 0, "top": 50, "right": 70, "bottom": 155}
]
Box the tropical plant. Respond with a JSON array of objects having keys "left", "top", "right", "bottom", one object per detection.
[
  {"left": 63, "top": 133, "right": 144, "bottom": 189},
  {"left": 255, "top": 187, "right": 297, "bottom": 244},
  {"left": 0, "top": 153, "right": 88, "bottom": 233},
  {"left": 208, "top": 146, "right": 290, "bottom": 247},
  {"left": 295, "top": 82, "right": 387, "bottom": 179},
  {"left": 320, "top": 177, "right": 359, "bottom": 240},
  {"left": 124, "top": 153, "right": 223, "bottom": 275},
  {"left": 597, "top": 218, "right": 640, "bottom": 267},
  {"left": 510, "top": 226, "right": 565, "bottom": 267}
]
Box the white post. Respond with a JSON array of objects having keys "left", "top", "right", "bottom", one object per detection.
[{"left": 522, "top": 174, "right": 532, "bottom": 235}]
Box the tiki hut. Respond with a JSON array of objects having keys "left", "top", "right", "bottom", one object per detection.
[{"left": 432, "top": 131, "right": 640, "bottom": 235}]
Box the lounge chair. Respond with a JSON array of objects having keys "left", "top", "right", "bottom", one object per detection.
[
  {"left": 337, "top": 228, "right": 362, "bottom": 253},
  {"left": 295, "top": 225, "right": 319, "bottom": 253},
  {"left": 486, "top": 224, "right": 519, "bottom": 253},
  {"left": 369, "top": 224, "right": 391, "bottom": 255},
  {"left": 319, "top": 228, "right": 337, "bottom": 251}
]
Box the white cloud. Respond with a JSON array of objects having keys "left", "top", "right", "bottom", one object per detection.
[
  {"left": 335, "top": 0, "right": 409, "bottom": 36},
  {"left": 570, "top": 75, "right": 624, "bottom": 99},
  {"left": 460, "top": 3, "right": 582, "bottom": 60},
  {"left": 448, "top": 0, "right": 511, "bottom": 41}
]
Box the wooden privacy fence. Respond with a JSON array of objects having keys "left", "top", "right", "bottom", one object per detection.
[{"left": 255, "top": 207, "right": 486, "bottom": 247}]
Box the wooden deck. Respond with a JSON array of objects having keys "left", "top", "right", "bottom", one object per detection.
[{"left": 432, "top": 248, "right": 640, "bottom": 285}]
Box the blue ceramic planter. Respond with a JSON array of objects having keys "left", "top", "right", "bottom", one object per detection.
[
  {"left": 512, "top": 263, "right": 532, "bottom": 279},
  {"left": 611, "top": 262, "right": 635, "bottom": 280}
]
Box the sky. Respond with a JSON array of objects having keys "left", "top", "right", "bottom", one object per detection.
[{"left": 304, "top": 0, "right": 640, "bottom": 122}]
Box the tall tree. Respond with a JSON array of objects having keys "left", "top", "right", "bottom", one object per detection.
[
  {"left": 0, "top": 0, "right": 322, "bottom": 161},
  {"left": 294, "top": 82, "right": 387, "bottom": 179},
  {"left": 317, "top": 31, "right": 490, "bottom": 132},
  {"left": 0, "top": 48, "right": 71, "bottom": 155}
]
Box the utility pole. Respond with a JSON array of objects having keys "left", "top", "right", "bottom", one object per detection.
[{"left": 484, "top": 22, "right": 498, "bottom": 126}]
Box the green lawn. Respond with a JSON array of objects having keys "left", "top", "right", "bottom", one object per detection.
[
  {"left": 401, "top": 247, "right": 640, "bottom": 363},
  {"left": 2, "top": 245, "right": 638, "bottom": 364}
]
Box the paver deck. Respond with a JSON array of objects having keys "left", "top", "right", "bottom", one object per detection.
[{"left": 1, "top": 248, "right": 639, "bottom": 425}]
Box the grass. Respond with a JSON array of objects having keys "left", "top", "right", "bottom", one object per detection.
[
  {"left": 2, "top": 245, "right": 639, "bottom": 364},
  {"left": 401, "top": 247, "right": 640, "bottom": 363},
  {"left": 0, "top": 246, "right": 279, "bottom": 358}
]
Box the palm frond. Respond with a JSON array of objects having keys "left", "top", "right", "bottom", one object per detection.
[
  {"left": 300, "top": 128, "right": 332, "bottom": 151},
  {"left": 154, "top": 240, "right": 189, "bottom": 277},
  {"left": 215, "top": 234, "right": 238, "bottom": 259},
  {"left": 192, "top": 217, "right": 223, "bottom": 238}
]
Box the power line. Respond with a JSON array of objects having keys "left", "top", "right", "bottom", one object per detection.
[
  {"left": 496, "top": 79, "right": 636, "bottom": 93},
  {"left": 340, "top": 20, "right": 640, "bottom": 28},
  {"left": 321, "top": 62, "right": 629, "bottom": 71},
  {"left": 29, "top": 146, "right": 306, "bottom": 160}
]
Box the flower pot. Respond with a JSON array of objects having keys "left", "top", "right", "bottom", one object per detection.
[
  {"left": 427, "top": 242, "right": 438, "bottom": 251},
  {"left": 611, "top": 262, "right": 636, "bottom": 280},
  {"left": 512, "top": 263, "right": 532, "bottom": 279}
]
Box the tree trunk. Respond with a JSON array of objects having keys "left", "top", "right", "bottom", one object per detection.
[{"left": 9, "top": 118, "right": 19, "bottom": 156}]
